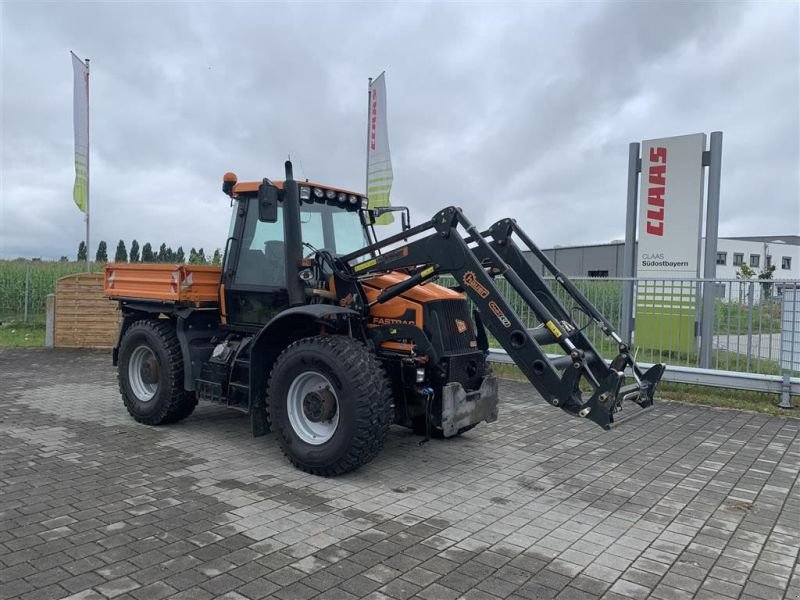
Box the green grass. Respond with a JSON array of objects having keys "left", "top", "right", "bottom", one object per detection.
[
  {"left": 714, "top": 297, "right": 782, "bottom": 335},
  {"left": 489, "top": 361, "right": 798, "bottom": 418},
  {"left": 0, "top": 323, "right": 45, "bottom": 347}
]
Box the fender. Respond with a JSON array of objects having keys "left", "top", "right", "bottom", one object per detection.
[
  {"left": 247, "top": 304, "right": 361, "bottom": 436},
  {"left": 112, "top": 301, "right": 222, "bottom": 392}
]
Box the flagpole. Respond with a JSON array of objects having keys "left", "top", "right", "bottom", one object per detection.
[
  {"left": 365, "top": 76, "right": 372, "bottom": 198},
  {"left": 85, "top": 58, "right": 90, "bottom": 272}
]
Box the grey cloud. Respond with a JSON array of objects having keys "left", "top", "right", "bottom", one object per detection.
[{"left": 1, "top": 1, "right": 797, "bottom": 261}]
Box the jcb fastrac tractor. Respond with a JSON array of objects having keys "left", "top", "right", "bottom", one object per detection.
[{"left": 105, "top": 161, "right": 664, "bottom": 476}]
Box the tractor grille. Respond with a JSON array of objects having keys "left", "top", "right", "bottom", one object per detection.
[
  {"left": 444, "top": 351, "right": 486, "bottom": 392},
  {"left": 424, "top": 299, "right": 476, "bottom": 354}
]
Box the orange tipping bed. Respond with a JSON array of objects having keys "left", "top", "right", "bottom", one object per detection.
[{"left": 104, "top": 263, "right": 222, "bottom": 304}]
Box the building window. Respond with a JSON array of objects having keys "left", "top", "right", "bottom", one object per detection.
[
  {"left": 733, "top": 253, "right": 744, "bottom": 266},
  {"left": 716, "top": 252, "right": 727, "bottom": 265},
  {"left": 587, "top": 270, "right": 608, "bottom": 278},
  {"left": 766, "top": 255, "right": 772, "bottom": 268},
  {"left": 749, "top": 254, "right": 760, "bottom": 268},
  {"left": 783, "top": 256, "right": 792, "bottom": 270}
]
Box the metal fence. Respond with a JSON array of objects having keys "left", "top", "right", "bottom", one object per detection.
[
  {"left": 439, "top": 274, "right": 799, "bottom": 387},
  {"left": 2, "top": 261, "right": 797, "bottom": 396}
]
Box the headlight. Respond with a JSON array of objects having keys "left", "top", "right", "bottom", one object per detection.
[
  {"left": 415, "top": 368, "right": 425, "bottom": 383},
  {"left": 299, "top": 186, "right": 311, "bottom": 200},
  {"left": 337, "top": 192, "right": 347, "bottom": 203},
  {"left": 348, "top": 195, "right": 358, "bottom": 205},
  {"left": 325, "top": 189, "right": 336, "bottom": 200},
  {"left": 313, "top": 187, "right": 324, "bottom": 199}
]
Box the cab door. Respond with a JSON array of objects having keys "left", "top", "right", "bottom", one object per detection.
[{"left": 221, "top": 196, "right": 289, "bottom": 327}]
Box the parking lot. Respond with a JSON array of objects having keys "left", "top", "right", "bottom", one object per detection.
[{"left": 1, "top": 348, "right": 798, "bottom": 600}]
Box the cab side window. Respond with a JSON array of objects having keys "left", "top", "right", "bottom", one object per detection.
[{"left": 234, "top": 201, "right": 286, "bottom": 287}]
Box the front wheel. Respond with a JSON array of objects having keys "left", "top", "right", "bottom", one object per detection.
[{"left": 267, "top": 335, "right": 393, "bottom": 476}]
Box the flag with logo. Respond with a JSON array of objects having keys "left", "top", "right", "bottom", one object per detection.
[
  {"left": 367, "top": 72, "right": 393, "bottom": 224},
  {"left": 72, "top": 52, "right": 89, "bottom": 213}
]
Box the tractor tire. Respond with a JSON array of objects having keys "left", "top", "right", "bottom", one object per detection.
[
  {"left": 118, "top": 319, "right": 197, "bottom": 426},
  {"left": 267, "top": 335, "right": 393, "bottom": 476}
]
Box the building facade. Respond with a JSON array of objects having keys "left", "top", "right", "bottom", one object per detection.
[{"left": 525, "top": 235, "right": 800, "bottom": 282}]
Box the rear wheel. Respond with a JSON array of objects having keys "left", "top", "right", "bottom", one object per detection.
[
  {"left": 267, "top": 335, "right": 392, "bottom": 476},
  {"left": 118, "top": 319, "right": 197, "bottom": 425}
]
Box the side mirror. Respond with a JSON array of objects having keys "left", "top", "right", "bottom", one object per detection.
[
  {"left": 258, "top": 179, "right": 279, "bottom": 223},
  {"left": 363, "top": 206, "right": 411, "bottom": 231}
]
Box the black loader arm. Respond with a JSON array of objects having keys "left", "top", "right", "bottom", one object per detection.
[{"left": 341, "top": 206, "right": 665, "bottom": 429}]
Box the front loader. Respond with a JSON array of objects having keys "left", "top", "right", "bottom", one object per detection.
[{"left": 105, "top": 160, "right": 664, "bottom": 476}]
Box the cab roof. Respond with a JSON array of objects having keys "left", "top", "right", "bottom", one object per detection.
[{"left": 231, "top": 179, "right": 362, "bottom": 198}]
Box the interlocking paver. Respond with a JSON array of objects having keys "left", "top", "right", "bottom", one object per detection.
[{"left": 1, "top": 348, "right": 798, "bottom": 600}]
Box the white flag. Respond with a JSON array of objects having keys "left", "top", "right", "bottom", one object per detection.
[
  {"left": 367, "top": 73, "right": 393, "bottom": 224},
  {"left": 72, "top": 52, "right": 89, "bottom": 213}
]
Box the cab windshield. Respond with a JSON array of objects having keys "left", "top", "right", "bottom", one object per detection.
[
  {"left": 298, "top": 203, "right": 368, "bottom": 256},
  {"left": 230, "top": 199, "right": 368, "bottom": 256}
]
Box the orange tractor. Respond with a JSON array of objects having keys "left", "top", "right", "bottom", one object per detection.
[{"left": 105, "top": 161, "right": 664, "bottom": 475}]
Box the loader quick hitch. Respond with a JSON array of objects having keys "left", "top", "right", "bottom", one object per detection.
[{"left": 575, "top": 362, "right": 666, "bottom": 429}]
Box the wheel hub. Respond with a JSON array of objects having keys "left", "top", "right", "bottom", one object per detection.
[
  {"left": 140, "top": 358, "right": 159, "bottom": 385},
  {"left": 128, "top": 345, "right": 159, "bottom": 402},
  {"left": 302, "top": 389, "right": 337, "bottom": 422},
  {"left": 286, "top": 371, "right": 340, "bottom": 445}
]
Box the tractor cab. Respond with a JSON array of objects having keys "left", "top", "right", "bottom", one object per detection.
[{"left": 220, "top": 169, "right": 370, "bottom": 326}]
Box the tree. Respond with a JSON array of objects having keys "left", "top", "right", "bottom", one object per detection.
[
  {"left": 77, "top": 241, "right": 87, "bottom": 262},
  {"left": 176, "top": 246, "right": 185, "bottom": 263},
  {"left": 129, "top": 240, "right": 140, "bottom": 263},
  {"left": 95, "top": 240, "right": 108, "bottom": 262},
  {"left": 197, "top": 248, "right": 207, "bottom": 264},
  {"left": 59, "top": 256, "right": 69, "bottom": 262},
  {"left": 157, "top": 243, "right": 168, "bottom": 263},
  {"left": 141, "top": 242, "right": 155, "bottom": 262},
  {"left": 114, "top": 240, "right": 128, "bottom": 263},
  {"left": 736, "top": 264, "right": 755, "bottom": 280},
  {"left": 189, "top": 248, "right": 198, "bottom": 264},
  {"left": 758, "top": 264, "right": 776, "bottom": 297},
  {"left": 166, "top": 247, "right": 175, "bottom": 262},
  {"left": 212, "top": 248, "right": 222, "bottom": 265}
]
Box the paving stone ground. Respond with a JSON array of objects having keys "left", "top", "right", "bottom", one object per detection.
[{"left": 1, "top": 348, "right": 798, "bottom": 600}]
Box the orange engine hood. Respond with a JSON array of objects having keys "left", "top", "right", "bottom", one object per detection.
[{"left": 361, "top": 272, "right": 464, "bottom": 303}]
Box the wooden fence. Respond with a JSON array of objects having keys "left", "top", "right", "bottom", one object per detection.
[{"left": 55, "top": 273, "right": 120, "bottom": 348}]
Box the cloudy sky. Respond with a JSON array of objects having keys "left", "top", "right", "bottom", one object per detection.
[{"left": 1, "top": 1, "right": 798, "bottom": 260}]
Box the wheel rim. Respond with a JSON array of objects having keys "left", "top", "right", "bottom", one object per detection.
[
  {"left": 129, "top": 345, "right": 159, "bottom": 402},
  {"left": 286, "top": 371, "right": 339, "bottom": 445}
]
